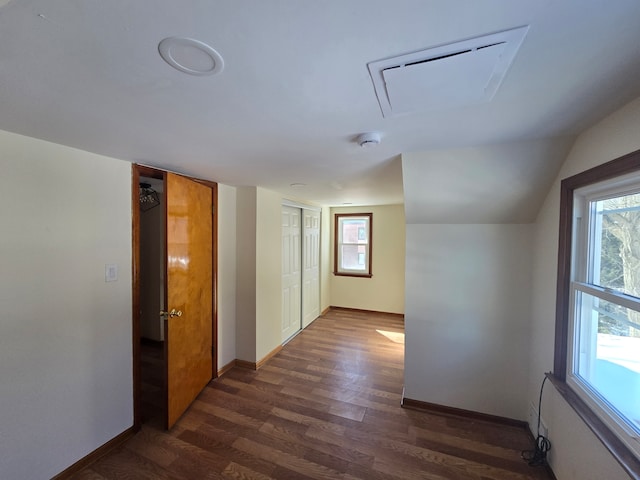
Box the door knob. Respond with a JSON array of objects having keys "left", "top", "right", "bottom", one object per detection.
[{"left": 160, "top": 309, "right": 183, "bottom": 319}]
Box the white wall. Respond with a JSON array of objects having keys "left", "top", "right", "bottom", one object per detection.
[
  {"left": 403, "top": 224, "right": 532, "bottom": 419},
  {"left": 330, "top": 204, "right": 405, "bottom": 314},
  {"left": 256, "top": 187, "right": 283, "bottom": 361},
  {"left": 217, "top": 184, "right": 237, "bottom": 370},
  {"left": 233, "top": 186, "right": 287, "bottom": 363},
  {"left": 320, "top": 206, "right": 331, "bottom": 313},
  {"left": 235, "top": 187, "right": 257, "bottom": 363},
  {"left": 0, "top": 131, "right": 133, "bottom": 479},
  {"left": 529, "top": 96, "right": 640, "bottom": 480},
  {"left": 234, "top": 188, "right": 329, "bottom": 364}
]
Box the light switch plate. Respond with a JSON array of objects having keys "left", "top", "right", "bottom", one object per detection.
[{"left": 105, "top": 264, "right": 118, "bottom": 282}]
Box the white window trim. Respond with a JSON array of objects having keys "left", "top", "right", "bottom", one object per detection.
[{"left": 334, "top": 213, "right": 372, "bottom": 277}]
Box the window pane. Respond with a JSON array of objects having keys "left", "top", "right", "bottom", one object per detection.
[
  {"left": 593, "top": 193, "right": 640, "bottom": 297},
  {"left": 341, "top": 219, "right": 368, "bottom": 244},
  {"left": 341, "top": 245, "right": 366, "bottom": 271},
  {"left": 335, "top": 213, "right": 372, "bottom": 276},
  {"left": 575, "top": 290, "right": 640, "bottom": 433}
]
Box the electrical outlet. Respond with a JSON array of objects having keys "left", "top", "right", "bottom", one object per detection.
[{"left": 528, "top": 402, "right": 549, "bottom": 438}]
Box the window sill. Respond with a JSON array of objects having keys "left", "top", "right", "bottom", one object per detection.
[
  {"left": 546, "top": 372, "right": 640, "bottom": 480},
  {"left": 333, "top": 272, "right": 372, "bottom": 278}
]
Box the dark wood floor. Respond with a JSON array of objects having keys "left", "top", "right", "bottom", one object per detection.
[
  {"left": 139, "top": 338, "right": 164, "bottom": 429},
  {"left": 70, "top": 309, "right": 552, "bottom": 480}
]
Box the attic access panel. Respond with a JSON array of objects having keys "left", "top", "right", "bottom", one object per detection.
[{"left": 368, "top": 26, "right": 529, "bottom": 118}]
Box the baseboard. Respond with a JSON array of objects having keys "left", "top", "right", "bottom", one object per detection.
[
  {"left": 329, "top": 305, "right": 405, "bottom": 319},
  {"left": 51, "top": 426, "right": 136, "bottom": 479},
  {"left": 216, "top": 359, "right": 236, "bottom": 377},
  {"left": 257, "top": 345, "right": 282, "bottom": 369},
  {"left": 402, "top": 396, "right": 556, "bottom": 475},
  {"left": 321, "top": 306, "right": 331, "bottom": 316},
  {"left": 235, "top": 359, "right": 256, "bottom": 370},
  {"left": 401, "top": 397, "right": 527, "bottom": 429},
  {"left": 235, "top": 345, "right": 283, "bottom": 371}
]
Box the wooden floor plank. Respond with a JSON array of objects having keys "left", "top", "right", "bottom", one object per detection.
[
  {"left": 68, "top": 309, "right": 552, "bottom": 480},
  {"left": 221, "top": 461, "right": 276, "bottom": 480}
]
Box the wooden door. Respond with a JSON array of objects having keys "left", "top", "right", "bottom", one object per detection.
[
  {"left": 281, "top": 206, "right": 302, "bottom": 342},
  {"left": 165, "top": 173, "right": 213, "bottom": 428}
]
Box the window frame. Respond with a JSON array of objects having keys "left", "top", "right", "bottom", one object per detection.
[
  {"left": 553, "top": 148, "right": 640, "bottom": 479},
  {"left": 333, "top": 213, "right": 373, "bottom": 277}
]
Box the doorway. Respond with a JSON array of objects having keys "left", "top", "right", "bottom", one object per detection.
[
  {"left": 138, "top": 172, "right": 165, "bottom": 428},
  {"left": 282, "top": 206, "right": 301, "bottom": 342},
  {"left": 302, "top": 209, "right": 320, "bottom": 328},
  {"left": 133, "top": 165, "right": 218, "bottom": 430},
  {"left": 281, "top": 205, "right": 320, "bottom": 343}
]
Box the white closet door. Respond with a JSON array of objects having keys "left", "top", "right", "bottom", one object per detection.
[
  {"left": 281, "top": 206, "right": 301, "bottom": 342},
  {"left": 302, "top": 209, "right": 320, "bottom": 328}
]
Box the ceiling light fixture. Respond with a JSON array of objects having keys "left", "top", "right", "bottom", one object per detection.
[
  {"left": 158, "top": 37, "right": 224, "bottom": 76},
  {"left": 139, "top": 183, "right": 160, "bottom": 211},
  {"left": 356, "top": 132, "right": 381, "bottom": 148}
]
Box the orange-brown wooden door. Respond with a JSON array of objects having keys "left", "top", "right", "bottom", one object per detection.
[{"left": 164, "top": 172, "right": 213, "bottom": 428}]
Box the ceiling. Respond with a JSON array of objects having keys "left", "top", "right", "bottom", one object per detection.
[{"left": 1, "top": 0, "right": 640, "bottom": 210}]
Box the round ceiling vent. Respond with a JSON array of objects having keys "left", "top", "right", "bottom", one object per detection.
[{"left": 158, "top": 37, "right": 224, "bottom": 76}]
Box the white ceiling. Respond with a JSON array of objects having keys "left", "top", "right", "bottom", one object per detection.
[{"left": 1, "top": 0, "right": 640, "bottom": 211}]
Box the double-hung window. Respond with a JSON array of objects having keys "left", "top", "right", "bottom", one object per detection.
[
  {"left": 555, "top": 151, "right": 640, "bottom": 475},
  {"left": 334, "top": 213, "right": 372, "bottom": 277}
]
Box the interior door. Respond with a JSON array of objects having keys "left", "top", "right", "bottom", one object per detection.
[
  {"left": 302, "top": 209, "right": 320, "bottom": 328},
  {"left": 282, "top": 206, "right": 301, "bottom": 342},
  {"left": 165, "top": 172, "right": 213, "bottom": 428}
]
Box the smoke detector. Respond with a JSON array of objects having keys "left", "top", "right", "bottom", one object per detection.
[{"left": 357, "top": 132, "right": 381, "bottom": 148}]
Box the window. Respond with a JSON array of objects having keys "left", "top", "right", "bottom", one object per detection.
[
  {"left": 571, "top": 183, "right": 640, "bottom": 437},
  {"left": 334, "top": 213, "right": 372, "bottom": 277},
  {"left": 554, "top": 150, "right": 640, "bottom": 476}
]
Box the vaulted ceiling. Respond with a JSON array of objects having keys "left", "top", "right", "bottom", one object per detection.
[{"left": 1, "top": 0, "right": 639, "bottom": 212}]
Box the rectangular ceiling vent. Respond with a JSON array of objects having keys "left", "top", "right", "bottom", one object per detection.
[{"left": 367, "top": 26, "right": 529, "bottom": 118}]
